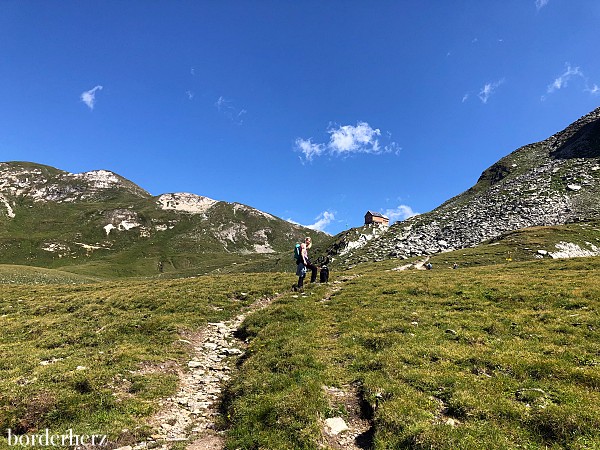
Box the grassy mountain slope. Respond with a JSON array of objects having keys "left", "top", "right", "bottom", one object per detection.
[
  {"left": 0, "top": 162, "right": 327, "bottom": 278},
  {"left": 1, "top": 191, "right": 598, "bottom": 448},
  {"left": 0, "top": 265, "right": 99, "bottom": 284}
]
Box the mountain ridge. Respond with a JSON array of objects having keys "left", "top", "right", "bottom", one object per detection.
[
  {"left": 0, "top": 161, "right": 326, "bottom": 277},
  {"left": 331, "top": 106, "right": 600, "bottom": 266}
]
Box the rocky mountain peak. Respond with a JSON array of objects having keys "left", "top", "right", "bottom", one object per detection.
[
  {"left": 0, "top": 162, "right": 150, "bottom": 203},
  {"left": 546, "top": 106, "right": 600, "bottom": 160},
  {"left": 333, "top": 107, "right": 600, "bottom": 265}
]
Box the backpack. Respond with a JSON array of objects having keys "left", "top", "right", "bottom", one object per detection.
[
  {"left": 319, "top": 265, "right": 329, "bottom": 283},
  {"left": 293, "top": 243, "right": 302, "bottom": 263}
]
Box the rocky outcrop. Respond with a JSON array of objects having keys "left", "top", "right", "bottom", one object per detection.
[
  {"left": 548, "top": 241, "right": 600, "bottom": 259},
  {"left": 336, "top": 107, "right": 600, "bottom": 265},
  {"left": 157, "top": 193, "right": 218, "bottom": 214},
  {"left": 0, "top": 163, "right": 150, "bottom": 203}
]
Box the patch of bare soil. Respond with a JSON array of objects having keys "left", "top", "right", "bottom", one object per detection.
[{"left": 320, "top": 385, "right": 374, "bottom": 450}]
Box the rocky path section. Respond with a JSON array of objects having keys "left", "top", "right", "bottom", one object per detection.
[
  {"left": 321, "top": 385, "right": 374, "bottom": 450},
  {"left": 117, "top": 295, "right": 276, "bottom": 450},
  {"left": 120, "top": 277, "right": 365, "bottom": 450},
  {"left": 318, "top": 275, "right": 375, "bottom": 449}
]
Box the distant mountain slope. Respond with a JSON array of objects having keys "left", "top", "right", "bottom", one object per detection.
[
  {"left": 332, "top": 107, "right": 600, "bottom": 266},
  {"left": 0, "top": 162, "right": 326, "bottom": 277},
  {"left": 0, "top": 161, "right": 150, "bottom": 204}
]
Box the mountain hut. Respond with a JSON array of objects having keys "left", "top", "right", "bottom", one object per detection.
[{"left": 364, "top": 211, "right": 389, "bottom": 226}]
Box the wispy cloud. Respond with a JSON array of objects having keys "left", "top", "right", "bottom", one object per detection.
[
  {"left": 295, "top": 122, "right": 400, "bottom": 162},
  {"left": 215, "top": 96, "right": 246, "bottom": 124},
  {"left": 586, "top": 84, "right": 600, "bottom": 95},
  {"left": 186, "top": 90, "right": 195, "bottom": 100},
  {"left": 384, "top": 204, "right": 419, "bottom": 223},
  {"left": 547, "top": 64, "right": 582, "bottom": 94},
  {"left": 535, "top": 0, "right": 549, "bottom": 11},
  {"left": 80, "top": 85, "right": 103, "bottom": 110},
  {"left": 478, "top": 79, "right": 505, "bottom": 104},
  {"left": 294, "top": 138, "right": 326, "bottom": 161},
  {"left": 286, "top": 211, "right": 336, "bottom": 234},
  {"left": 543, "top": 63, "right": 599, "bottom": 99},
  {"left": 462, "top": 79, "right": 505, "bottom": 104},
  {"left": 306, "top": 211, "right": 335, "bottom": 233}
]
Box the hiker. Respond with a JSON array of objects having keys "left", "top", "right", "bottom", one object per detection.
[
  {"left": 295, "top": 259, "right": 307, "bottom": 290},
  {"left": 296, "top": 236, "right": 317, "bottom": 290}
]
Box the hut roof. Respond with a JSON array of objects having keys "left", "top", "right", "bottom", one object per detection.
[{"left": 365, "top": 211, "right": 389, "bottom": 219}]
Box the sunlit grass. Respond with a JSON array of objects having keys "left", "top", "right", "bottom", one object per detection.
[
  {"left": 0, "top": 272, "right": 287, "bottom": 448},
  {"left": 224, "top": 257, "right": 600, "bottom": 449},
  {"left": 2, "top": 255, "right": 599, "bottom": 449}
]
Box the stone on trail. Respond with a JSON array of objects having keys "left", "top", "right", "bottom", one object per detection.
[{"left": 325, "top": 417, "right": 349, "bottom": 435}]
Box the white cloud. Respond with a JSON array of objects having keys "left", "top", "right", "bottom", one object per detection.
[
  {"left": 384, "top": 205, "right": 419, "bottom": 223},
  {"left": 186, "top": 90, "right": 194, "bottom": 100},
  {"left": 295, "top": 138, "right": 326, "bottom": 161},
  {"left": 80, "top": 85, "right": 103, "bottom": 110},
  {"left": 462, "top": 93, "right": 470, "bottom": 103},
  {"left": 384, "top": 140, "right": 402, "bottom": 155},
  {"left": 286, "top": 211, "right": 335, "bottom": 233},
  {"left": 328, "top": 122, "right": 382, "bottom": 155},
  {"left": 306, "top": 211, "right": 335, "bottom": 233},
  {"left": 215, "top": 96, "right": 227, "bottom": 110},
  {"left": 535, "top": 0, "right": 549, "bottom": 10},
  {"left": 478, "top": 79, "right": 505, "bottom": 104},
  {"left": 543, "top": 63, "right": 600, "bottom": 99},
  {"left": 586, "top": 84, "right": 600, "bottom": 95},
  {"left": 547, "top": 64, "right": 583, "bottom": 93},
  {"left": 215, "top": 96, "right": 246, "bottom": 124},
  {"left": 295, "top": 122, "right": 399, "bottom": 161}
]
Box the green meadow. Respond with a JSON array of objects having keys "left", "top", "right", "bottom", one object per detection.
[
  {"left": 0, "top": 271, "right": 285, "bottom": 448},
  {"left": 225, "top": 257, "right": 600, "bottom": 449},
  {"left": 1, "top": 254, "right": 599, "bottom": 449}
]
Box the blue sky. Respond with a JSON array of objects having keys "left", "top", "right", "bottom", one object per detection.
[{"left": 1, "top": 1, "right": 599, "bottom": 235}]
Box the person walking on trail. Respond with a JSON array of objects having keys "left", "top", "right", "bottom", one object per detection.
[{"left": 296, "top": 236, "right": 317, "bottom": 290}]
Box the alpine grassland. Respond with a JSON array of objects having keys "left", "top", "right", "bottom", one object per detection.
[
  {"left": 2, "top": 253, "right": 599, "bottom": 449},
  {"left": 0, "top": 269, "right": 286, "bottom": 449},
  {"left": 223, "top": 256, "right": 600, "bottom": 449}
]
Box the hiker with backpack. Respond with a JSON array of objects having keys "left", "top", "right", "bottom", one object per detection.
[{"left": 294, "top": 236, "right": 317, "bottom": 291}]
